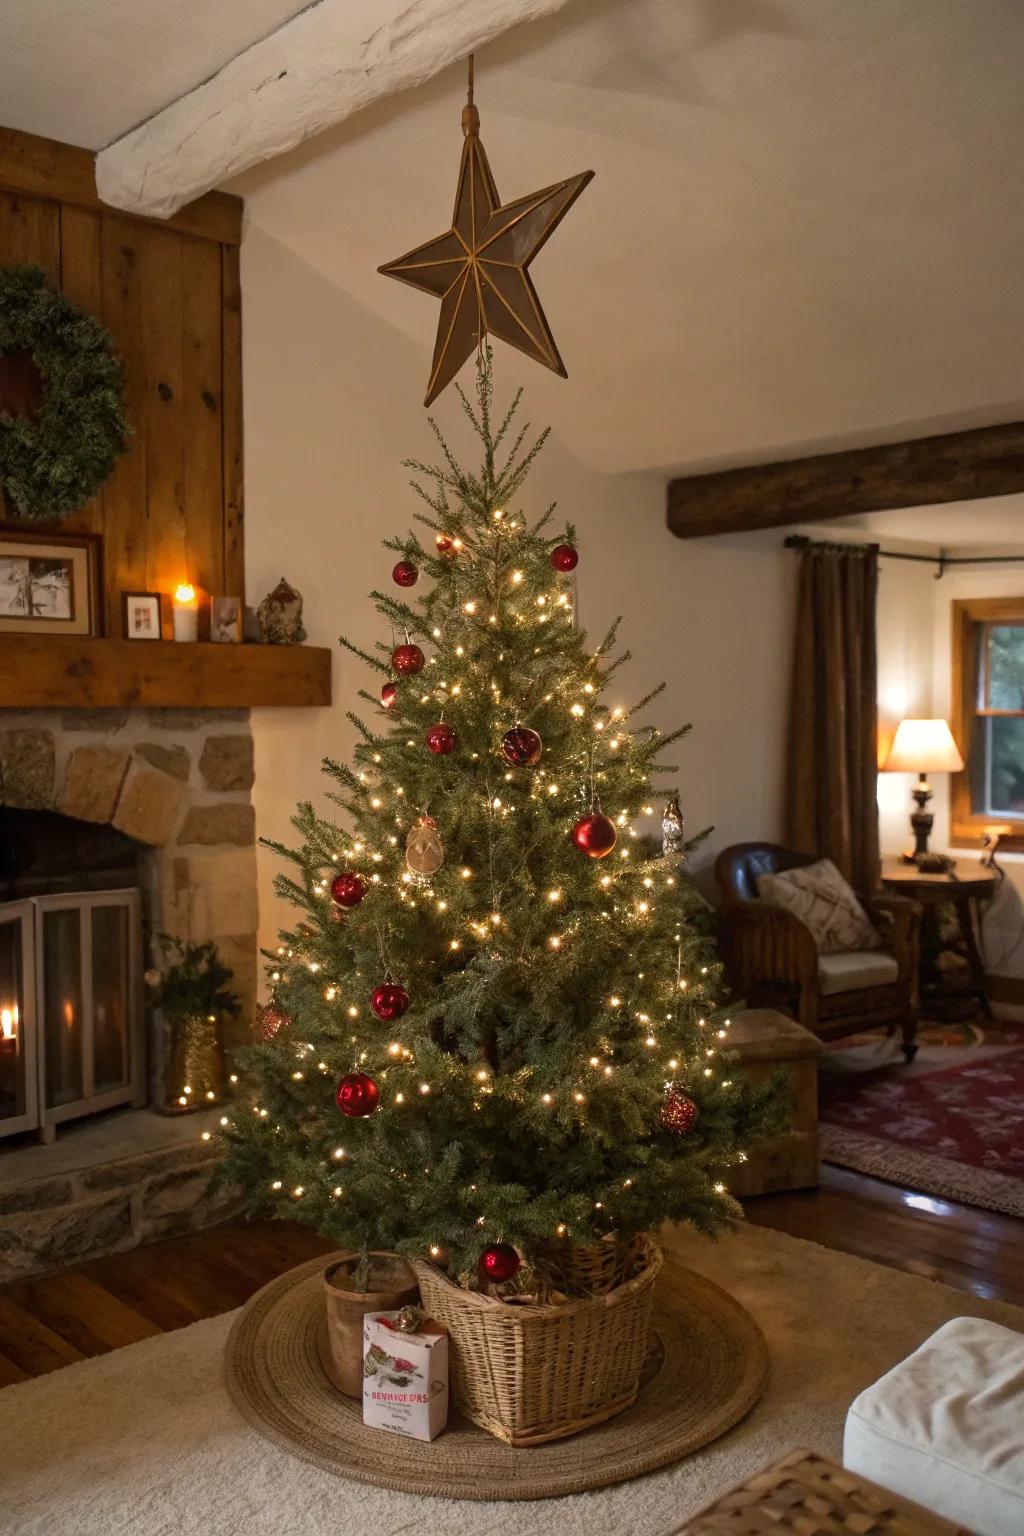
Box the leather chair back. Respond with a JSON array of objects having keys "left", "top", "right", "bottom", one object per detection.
[{"left": 715, "top": 842, "right": 817, "bottom": 907}]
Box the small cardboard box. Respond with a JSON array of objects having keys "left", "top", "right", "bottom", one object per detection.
[{"left": 362, "top": 1309, "right": 449, "bottom": 1441}]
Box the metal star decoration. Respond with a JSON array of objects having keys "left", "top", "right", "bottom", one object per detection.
[{"left": 379, "top": 58, "right": 594, "bottom": 406}]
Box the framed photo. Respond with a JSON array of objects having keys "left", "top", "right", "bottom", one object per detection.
[
  {"left": 122, "top": 591, "right": 162, "bottom": 640},
  {"left": 0, "top": 529, "right": 102, "bottom": 637},
  {"left": 210, "top": 595, "right": 242, "bottom": 644}
]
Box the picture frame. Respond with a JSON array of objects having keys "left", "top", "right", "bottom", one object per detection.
[
  {"left": 210, "top": 595, "right": 242, "bottom": 644},
  {"left": 122, "top": 591, "right": 163, "bottom": 641},
  {"left": 0, "top": 528, "right": 102, "bottom": 637}
]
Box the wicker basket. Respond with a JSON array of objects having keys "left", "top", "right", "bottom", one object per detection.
[{"left": 412, "top": 1234, "right": 662, "bottom": 1446}]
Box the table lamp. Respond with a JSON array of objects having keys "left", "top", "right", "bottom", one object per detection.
[{"left": 882, "top": 717, "right": 964, "bottom": 871}]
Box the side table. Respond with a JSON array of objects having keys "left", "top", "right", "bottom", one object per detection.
[
  {"left": 880, "top": 859, "right": 996, "bottom": 1021},
  {"left": 675, "top": 1448, "right": 974, "bottom": 1535}
]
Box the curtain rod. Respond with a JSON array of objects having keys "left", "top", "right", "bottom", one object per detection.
[{"left": 783, "top": 533, "right": 1024, "bottom": 580}]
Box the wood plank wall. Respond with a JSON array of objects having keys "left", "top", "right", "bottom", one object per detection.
[{"left": 0, "top": 130, "right": 243, "bottom": 637}]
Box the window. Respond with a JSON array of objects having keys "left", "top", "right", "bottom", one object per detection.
[{"left": 951, "top": 598, "right": 1024, "bottom": 847}]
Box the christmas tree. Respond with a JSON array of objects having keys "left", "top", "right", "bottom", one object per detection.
[{"left": 220, "top": 356, "right": 784, "bottom": 1290}]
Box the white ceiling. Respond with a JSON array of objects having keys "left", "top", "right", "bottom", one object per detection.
[
  {"left": 833, "top": 497, "right": 1024, "bottom": 554},
  {"left": 3, "top": 0, "right": 1023, "bottom": 488},
  {"left": 231, "top": 0, "right": 1024, "bottom": 477},
  {"left": 1, "top": 0, "right": 311, "bottom": 148}
]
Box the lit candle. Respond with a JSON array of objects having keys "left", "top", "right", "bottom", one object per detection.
[
  {"left": 0, "top": 1005, "right": 18, "bottom": 1058},
  {"left": 172, "top": 584, "right": 199, "bottom": 642}
]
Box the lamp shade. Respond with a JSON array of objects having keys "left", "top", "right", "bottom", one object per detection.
[{"left": 883, "top": 718, "right": 964, "bottom": 774}]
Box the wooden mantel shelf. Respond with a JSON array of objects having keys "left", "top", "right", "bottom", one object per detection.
[{"left": 0, "top": 637, "right": 332, "bottom": 709}]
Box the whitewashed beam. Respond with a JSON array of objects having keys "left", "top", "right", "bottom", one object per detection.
[{"left": 96, "top": 0, "right": 578, "bottom": 220}]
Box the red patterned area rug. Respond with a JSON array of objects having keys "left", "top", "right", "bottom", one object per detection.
[{"left": 819, "top": 1024, "right": 1024, "bottom": 1217}]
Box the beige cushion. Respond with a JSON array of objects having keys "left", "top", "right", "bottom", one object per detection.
[
  {"left": 817, "top": 950, "right": 899, "bottom": 995},
  {"left": 757, "top": 858, "right": 882, "bottom": 954},
  {"left": 844, "top": 1317, "right": 1024, "bottom": 1536}
]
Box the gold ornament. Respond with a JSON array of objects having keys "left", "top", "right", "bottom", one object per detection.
[
  {"left": 405, "top": 815, "right": 444, "bottom": 877},
  {"left": 379, "top": 56, "right": 594, "bottom": 406}
]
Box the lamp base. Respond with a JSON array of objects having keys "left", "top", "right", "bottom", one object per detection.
[{"left": 901, "top": 848, "right": 957, "bottom": 873}]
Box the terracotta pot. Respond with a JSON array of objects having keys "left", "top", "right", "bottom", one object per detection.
[{"left": 323, "top": 1251, "right": 419, "bottom": 1397}]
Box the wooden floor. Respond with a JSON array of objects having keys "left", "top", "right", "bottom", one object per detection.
[{"left": 0, "top": 1165, "right": 1020, "bottom": 1384}]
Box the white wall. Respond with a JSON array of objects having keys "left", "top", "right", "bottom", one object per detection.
[
  {"left": 242, "top": 225, "right": 801, "bottom": 968},
  {"left": 241, "top": 222, "right": 1024, "bottom": 990}
]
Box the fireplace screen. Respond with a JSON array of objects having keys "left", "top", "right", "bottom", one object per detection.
[{"left": 0, "top": 890, "right": 144, "bottom": 1141}]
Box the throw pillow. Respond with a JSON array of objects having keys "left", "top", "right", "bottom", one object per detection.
[{"left": 756, "top": 859, "right": 882, "bottom": 954}]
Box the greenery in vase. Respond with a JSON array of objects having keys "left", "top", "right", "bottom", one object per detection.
[
  {"left": 147, "top": 936, "right": 240, "bottom": 1022},
  {"left": 218, "top": 354, "right": 786, "bottom": 1288}
]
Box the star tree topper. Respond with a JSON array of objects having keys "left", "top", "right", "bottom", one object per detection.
[{"left": 379, "top": 59, "right": 594, "bottom": 406}]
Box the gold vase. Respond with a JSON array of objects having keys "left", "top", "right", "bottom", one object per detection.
[{"left": 162, "top": 1010, "right": 225, "bottom": 1113}]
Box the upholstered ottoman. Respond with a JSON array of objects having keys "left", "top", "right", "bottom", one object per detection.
[{"left": 844, "top": 1317, "right": 1024, "bottom": 1536}]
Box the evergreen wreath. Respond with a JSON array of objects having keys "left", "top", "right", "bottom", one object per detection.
[{"left": 0, "top": 265, "right": 129, "bottom": 522}]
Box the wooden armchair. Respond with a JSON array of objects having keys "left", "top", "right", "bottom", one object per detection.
[{"left": 715, "top": 843, "right": 922, "bottom": 1060}]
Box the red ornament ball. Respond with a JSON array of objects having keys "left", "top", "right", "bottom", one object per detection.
[
  {"left": 479, "top": 1243, "right": 521, "bottom": 1283},
  {"left": 435, "top": 533, "right": 455, "bottom": 556},
  {"left": 571, "top": 812, "right": 617, "bottom": 858},
  {"left": 336, "top": 1072, "right": 380, "bottom": 1117},
  {"left": 661, "top": 1091, "right": 699, "bottom": 1136},
  {"left": 425, "top": 722, "right": 456, "bottom": 755},
  {"left": 330, "top": 871, "right": 366, "bottom": 908},
  {"left": 392, "top": 643, "right": 425, "bottom": 676},
  {"left": 501, "top": 726, "right": 543, "bottom": 767},
  {"left": 255, "top": 1002, "right": 291, "bottom": 1041},
  {"left": 550, "top": 543, "right": 579, "bottom": 573},
  {"left": 381, "top": 681, "right": 398, "bottom": 709},
  {"left": 371, "top": 982, "right": 410, "bottom": 1021},
  {"left": 392, "top": 559, "right": 419, "bottom": 588}
]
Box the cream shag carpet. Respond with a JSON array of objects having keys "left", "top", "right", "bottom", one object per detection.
[{"left": 2, "top": 1223, "right": 1022, "bottom": 1536}]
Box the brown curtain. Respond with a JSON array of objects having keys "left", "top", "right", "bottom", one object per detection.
[{"left": 785, "top": 541, "right": 880, "bottom": 893}]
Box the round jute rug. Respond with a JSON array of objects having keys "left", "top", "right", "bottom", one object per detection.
[{"left": 224, "top": 1252, "right": 769, "bottom": 1501}]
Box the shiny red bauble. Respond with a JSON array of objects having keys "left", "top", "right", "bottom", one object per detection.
[
  {"left": 550, "top": 543, "right": 579, "bottom": 572},
  {"left": 391, "top": 643, "right": 425, "bottom": 675},
  {"left": 392, "top": 559, "right": 419, "bottom": 588},
  {"left": 381, "top": 681, "right": 398, "bottom": 709},
  {"left": 330, "top": 871, "right": 366, "bottom": 908},
  {"left": 425, "top": 722, "right": 456, "bottom": 755},
  {"left": 371, "top": 982, "right": 410, "bottom": 1021},
  {"left": 660, "top": 1090, "right": 698, "bottom": 1136},
  {"left": 500, "top": 726, "right": 543, "bottom": 767},
  {"left": 571, "top": 811, "right": 617, "bottom": 858},
  {"left": 479, "top": 1242, "right": 521, "bottom": 1283},
  {"left": 336, "top": 1072, "right": 380, "bottom": 1117},
  {"left": 435, "top": 533, "right": 456, "bottom": 556}
]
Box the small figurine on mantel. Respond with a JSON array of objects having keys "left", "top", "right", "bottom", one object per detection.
[
  {"left": 257, "top": 577, "right": 306, "bottom": 645},
  {"left": 662, "top": 791, "right": 686, "bottom": 859}
]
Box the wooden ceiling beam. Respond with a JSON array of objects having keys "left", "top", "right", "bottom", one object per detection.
[
  {"left": 96, "top": 0, "right": 578, "bottom": 222},
  {"left": 666, "top": 421, "right": 1024, "bottom": 539}
]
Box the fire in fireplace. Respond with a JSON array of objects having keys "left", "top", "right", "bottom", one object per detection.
[{"left": 0, "top": 810, "right": 146, "bottom": 1142}]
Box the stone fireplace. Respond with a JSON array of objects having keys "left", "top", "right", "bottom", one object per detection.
[{"left": 0, "top": 706, "right": 259, "bottom": 1276}]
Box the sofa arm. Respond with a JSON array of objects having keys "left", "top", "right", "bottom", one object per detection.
[
  {"left": 724, "top": 899, "right": 819, "bottom": 991},
  {"left": 865, "top": 894, "right": 921, "bottom": 981}
]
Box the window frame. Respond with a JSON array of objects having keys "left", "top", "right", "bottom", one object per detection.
[{"left": 951, "top": 596, "right": 1024, "bottom": 849}]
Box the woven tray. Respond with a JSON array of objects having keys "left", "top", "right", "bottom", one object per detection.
[
  {"left": 676, "top": 1449, "right": 974, "bottom": 1535},
  {"left": 224, "top": 1250, "right": 769, "bottom": 1502}
]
